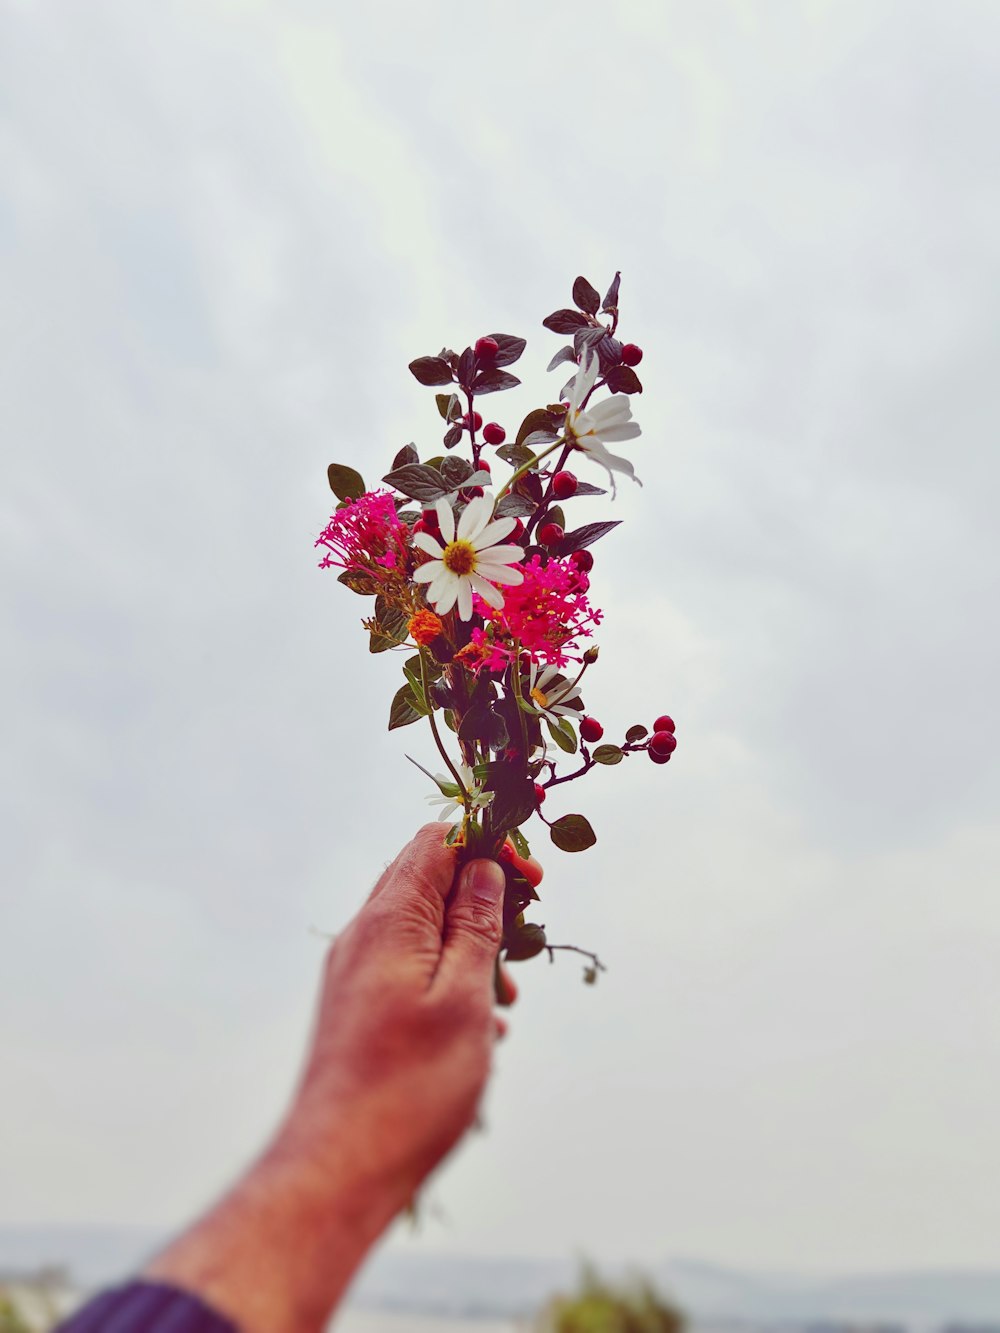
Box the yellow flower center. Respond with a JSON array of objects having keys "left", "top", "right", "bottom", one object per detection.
[
  {"left": 442, "top": 539, "right": 477, "bottom": 576},
  {"left": 531, "top": 686, "right": 549, "bottom": 708}
]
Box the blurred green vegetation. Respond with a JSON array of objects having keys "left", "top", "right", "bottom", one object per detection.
[
  {"left": 0, "top": 1294, "right": 32, "bottom": 1333},
  {"left": 536, "top": 1264, "right": 686, "bottom": 1333}
]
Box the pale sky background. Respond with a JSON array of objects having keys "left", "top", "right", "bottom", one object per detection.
[{"left": 2, "top": 0, "right": 999, "bottom": 1278}]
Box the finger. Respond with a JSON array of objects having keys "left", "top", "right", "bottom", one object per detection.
[
  {"left": 434, "top": 858, "right": 506, "bottom": 1000},
  {"left": 495, "top": 963, "right": 518, "bottom": 1008},
  {"left": 366, "top": 823, "right": 455, "bottom": 906},
  {"left": 355, "top": 825, "right": 458, "bottom": 982}
]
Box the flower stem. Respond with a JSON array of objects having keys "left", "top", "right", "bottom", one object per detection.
[
  {"left": 419, "top": 649, "right": 468, "bottom": 802},
  {"left": 494, "top": 438, "right": 566, "bottom": 502}
]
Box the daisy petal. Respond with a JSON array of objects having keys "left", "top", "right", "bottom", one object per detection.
[
  {"left": 475, "top": 563, "right": 523, "bottom": 586},
  {"left": 476, "top": 544, "right": 524, "bottom": 566},
  {"left": 432, "top": 578, "right": 459, "bottom": 615},
  {"left": 456, "top": 579, "right": 473, "bottom": 621},
  {"left": 469, "top": 573, "right": 504, "bottom": 608},
  {"left": 412, "top": 531, "right": 444, "bottom": 556},
  {"left": 458, "top": 494, "right": 492, "bottom": 543},
  {"left": 435, "top": 499, "right": 456, "bottom": 544},
  {"left": 412, "top": 561, "right": 441, "bottom": 583},
  {"left": 597, "top": 422, "right": 642, "bottom": 443},
  {"left": 473, "top": 516, "right": 516, "bottom": 548}
]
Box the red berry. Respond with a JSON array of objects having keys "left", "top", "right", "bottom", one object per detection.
[
  {"left": 621, "top": 343, "right": 643, "bottom": 367},
  {"left": 475, "top": 336, "right": 499, "bottom": 361},
  {"left": 653, "top": 714, "right": 676, "bottom": 734},
  {"left": 421, "top": 508, "right": 441, "bottom": 530},
  {"left": 482, "top": 421, "right": 506, "bottom": 446},
  {"left": 538, "top": 521, "right": 564, "bottom": 546},
  {"left": 412, "top": 519, "right": 428, "bottom": 535},
  {"left": 477, "top": 460, "right": 491, "bottom": 474},
  {"left": 552, "top": 470, "right": 578, "bottom": 500},
  {"left": 649, "top": 749, "right": 671, "bottom": 765},
  {"left": 579, "top": 716, "right": 604, "bottom": 743},
  {"left": 463, "top": 485, "right": 485, "bottom": 499},
  {"left": 569, "top": 549, "right": 594, "bottom": 572},
  {"left": 510, "top": 518, "right": 525, "bottom": 539},
  {"left": 650, "top": 730, "right": 677, "bottom": 757},
  {"left": 534, "top": 783, "right": 546, "bottom": 806},
  {"left": 464, "top": 410, "right": 483, "bottom": 431}
]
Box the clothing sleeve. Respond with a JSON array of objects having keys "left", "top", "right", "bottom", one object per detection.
[{"left": 55, "top": 1280, "right": 237, "bottom": 1333}]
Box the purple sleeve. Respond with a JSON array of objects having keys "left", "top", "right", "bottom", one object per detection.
[{"left": 56, "top": 1281, "right": 237, "bottom": 1333}]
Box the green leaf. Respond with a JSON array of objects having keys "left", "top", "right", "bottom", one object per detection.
[
  {"left": 625, "top": 724, "right": 648, "bottom": 743},
  {"left": 593, "top": 744, "right": 624, "bottom": 766},
  {"left": 555, "top": 520, "right": 622, "bottom": 556},
  {"left": 408, "top": 356, "right": 454, "bottom": 386},
  {"left": 391, "top": 443, "right": 419, "bottom": 470},
  {"left": 546, "top": 504, "right": 566, "bottom": 531},
  {"left": 487, "top": 333, "right": 527, "bottom": 367},
  {"left": 442, "top": 424, "right": 464, "bottom": 449},
  {"left": 495, "top": 491, "right": 536, "bottom": 518},
  {"left": 483, "top": 762, "right": 537, "bottom": 829},
  {"left": 382, "top": 463, "right": 450, "bottom": 502},
  {"left": 546, "top": 345, "right": 577, "bottom": 373},
  {"left": 496, "top": 442, "right": 535, "bottom": 468},
  {"left": 458, "top": 703, "right": 508, "bottom": 752},
  {"left": 546, "top": 717, "right": 578, "bottom": 755},
  {"left": 574, "top": 480, "right": 607, "bottom": 497},
  {"left": 606, "top": 364, "right": 643, "bottom": 394},
  {"left": 369, "top": 598, "right": 408, "bottom": 654},
  {"left": 435, "top": 392, "right": 462, "bottom": 421},
  {"left": 521, "top": 430, "right": 559, "bottom": 454},
  {"left": 336, "top": 569, "right": 379, "bottom": 596},
  {"left": 388, "top": 684, "right": 426, "bottom": 730},
  {"left": 602, "top": 270, "right": 621, "bottom": 313},
  {"left": 543, "top": 308, "right": 589, "bottom": 335},
  {"left": 572, "top": 275, "right": 601, "bottom": 315},
  {"left": 515, "top": 407, "right": 565, "bottom": 448},
  {"left": 402, "top": 664, "right": 425, "bottom": 709},
  {"left": 439, "top": 456, "right": 474, "bottom": 490},
  {"left": 504, "top": 921, "right": 547, "bottom": 961},
  {"left": 549, "top": 813, "right": 597, "bottom": 853},
  {"left": 472, "top": 368, "right": 521, "bottom": 395},
  {"left": 327, "top": 464, "right": 366, "bottom": 502},
  {"left": 509, "top": 825, "right": 531, "bottom": 859}
]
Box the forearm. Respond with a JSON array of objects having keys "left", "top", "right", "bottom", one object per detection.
[{"left": 143, "top": 1130, "right": 397, "bottom": 1333}]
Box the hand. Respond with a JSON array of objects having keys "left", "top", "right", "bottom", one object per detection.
[
  {"left": 283, "top": 821, "right": 516, "bottom": 1214},
  {"left": 145, "top": 824, "right": 514, "bottom": 1333}
]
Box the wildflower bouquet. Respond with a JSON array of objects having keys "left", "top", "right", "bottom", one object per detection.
[{"left": 318, "top": 274, "right": 678, "bottom": 982}]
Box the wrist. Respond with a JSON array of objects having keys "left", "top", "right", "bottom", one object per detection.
[{"left": 144, "top": 1123, "right": 398, "bottom": 1333}]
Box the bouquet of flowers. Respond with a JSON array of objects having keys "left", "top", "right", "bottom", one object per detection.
[{"left": 317, "top": 274, "right": 678, "bottom": 983}]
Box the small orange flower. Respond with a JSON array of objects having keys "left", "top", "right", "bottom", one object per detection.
[
  {"left": 408, "top": 609, "right": 444, "bottom": 647},
  {"left": 454, "top": 641, "right": 488, "bottom": 669}
]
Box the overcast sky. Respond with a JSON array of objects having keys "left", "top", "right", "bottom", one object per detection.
[{"left": 2, "top": 0, "right": 999, "bottom": 1279}]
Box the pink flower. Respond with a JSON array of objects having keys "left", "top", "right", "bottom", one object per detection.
[
  {"left": 471, "top": 555, "right": 603, "bottom": 670},
  {"left": 316, "top": 491, "right": 410, "bottom": 580}
]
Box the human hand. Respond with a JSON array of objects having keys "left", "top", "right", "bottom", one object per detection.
[
  {"left": 280, "top": 821, "right": 515, "bottom": 1216},
  {"left": 145, "top": 824, "right": 515, "bottom": 1333}
]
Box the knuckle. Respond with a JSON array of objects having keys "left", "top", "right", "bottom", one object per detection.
[{"left": 449, "top": 899, "right": 503, "bottom": 952}]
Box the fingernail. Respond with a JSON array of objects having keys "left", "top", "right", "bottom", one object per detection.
[{"left": 465, "top": 858, "right": 506, "bottom": 906}]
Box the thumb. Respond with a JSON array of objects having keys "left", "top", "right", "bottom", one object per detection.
[{"left": 435, "top": 858, "right": 506, "bottom": 996}]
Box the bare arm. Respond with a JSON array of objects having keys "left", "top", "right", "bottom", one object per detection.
[{"left": 144, "top": 825, "right": 513, "bottom": 1333}]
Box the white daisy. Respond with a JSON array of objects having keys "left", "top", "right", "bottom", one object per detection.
[
  {"left": 527, "top": 663, "right": 583, "bottom": 724},
  {"left": 425, "top": 765, "right": 494, "bottom": 821},
  {"left": 412, "top": 492, "right": 524, "bottom": 621},
  {"left": 565, "top": 351, "right": 642, "bottom": 494}
]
